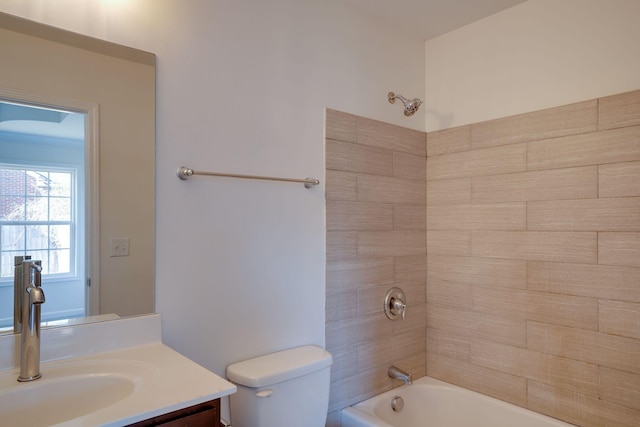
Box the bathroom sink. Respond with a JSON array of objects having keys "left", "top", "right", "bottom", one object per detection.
[{"left": 0, "top": 359, "right": 155, "bottom": 427}]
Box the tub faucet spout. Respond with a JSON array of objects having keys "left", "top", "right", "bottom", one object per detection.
[{"left": 388, "top": 365, "right": 412, "bottom": 385}]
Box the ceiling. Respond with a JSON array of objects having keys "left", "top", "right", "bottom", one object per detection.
[
  {"left": 341, "top": 0, "right": 527, "bottom": 41},
  {"left": 0, "top": 101, "right": 84, "bottom": 141}
]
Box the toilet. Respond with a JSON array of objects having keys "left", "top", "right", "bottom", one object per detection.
[{"left": 226, "top": 345, "right": 332, "bottom": 427}]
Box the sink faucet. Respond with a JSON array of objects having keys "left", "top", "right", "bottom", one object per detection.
[
  {"left": 17, "top": 259, "right": 45, "bottom": 382},
  {"left": 388, "top": 365, "right": 413, "bottom": 385}
]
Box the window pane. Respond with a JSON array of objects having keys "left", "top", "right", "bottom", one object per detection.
[
  {"left": 0, "top": 195, "right": 25, "bottom": 220},
  {"left": 49, "top": 172, "right": 71, "bottom": 197},
  {"left": 26, "top": 171, "right": 49, "bottom": 196},
  {"left": 1, "top": 225, "right": 25, "bottom": 250},
  {"left": 26, "top": 225, "right": 48, "bottom": 250},
  {"left": 49, "top": 249, "right": 70, "bottom": 274},
  {"left": 26, "top": 197, "right": 48, "bottom": 221},
  {"left": 50, "top": 197, "right": 71, "bottom": 221},
  {"left": 0, "top": 169, "right": 25, "bottom": 195},
  {"left": 50, "top": 225, "right": 71, "bottom": 249},
  {"left": 0, "top": 251, "right": 22, "bottom": 278}
]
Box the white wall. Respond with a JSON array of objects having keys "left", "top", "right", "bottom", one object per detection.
[
  {"left": 425, "top": 0, "right": 640, "bottom": 131},
  {"left": 0, "top": 0, "right": 425, "bottom": 412}
]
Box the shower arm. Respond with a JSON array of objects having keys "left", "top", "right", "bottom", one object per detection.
[{"left": 388, "top": 92, "right": 408, "bottom": 104}]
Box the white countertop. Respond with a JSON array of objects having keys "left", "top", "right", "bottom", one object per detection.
[{"left": 0, "top": 314, "right": 236, "bottom": 426}]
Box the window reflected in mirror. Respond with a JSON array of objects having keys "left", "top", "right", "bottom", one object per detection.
[{"left": 0, "top": 101, "right": 87, "bottom": 329}]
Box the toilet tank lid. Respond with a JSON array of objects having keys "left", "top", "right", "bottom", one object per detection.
[{"left": 226, "top": 345, "right": 332, "bottom": 388}]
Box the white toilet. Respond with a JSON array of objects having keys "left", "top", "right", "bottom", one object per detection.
[{"left": 226, "top": 345, "right": 332, "bottom": 427}]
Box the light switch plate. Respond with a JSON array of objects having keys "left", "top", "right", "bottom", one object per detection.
[{"left": 110, "top": 238, "right": 130, "bottom": 257}]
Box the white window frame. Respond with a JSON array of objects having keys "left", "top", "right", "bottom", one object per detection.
[{"left": 0, "top": 164, "right": 79, "bottom": 284}]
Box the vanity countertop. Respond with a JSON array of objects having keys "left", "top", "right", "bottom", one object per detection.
[{"left": 0, "top": 314, "right": 236, "bottom": 426}]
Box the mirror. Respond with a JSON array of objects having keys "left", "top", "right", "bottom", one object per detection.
[{"left": 0, "top": 12, "right": 155, "bottom": 334}]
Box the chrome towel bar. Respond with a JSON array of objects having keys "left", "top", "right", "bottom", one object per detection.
[{"left": 176, "top": 166, "right": 320, "bottom": 189}]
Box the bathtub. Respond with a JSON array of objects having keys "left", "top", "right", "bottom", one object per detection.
[{"left": 341, "top": 376, "right": 575, "bottom": 427}]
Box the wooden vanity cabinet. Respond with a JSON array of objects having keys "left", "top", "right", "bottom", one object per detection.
[{"left": 126, "top": 399, "right": 221, "bottom": 427}]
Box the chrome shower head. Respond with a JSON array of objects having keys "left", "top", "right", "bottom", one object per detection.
[{"left": 388, "top": 92, "right": 422, "bottom": 116}]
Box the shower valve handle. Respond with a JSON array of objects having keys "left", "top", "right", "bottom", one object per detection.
[
  {"left": 391, "top": 298, "right": 406, "bottom": 320},
  {"left": 384, "top": 287, "right": 407, "bottom": 321}
]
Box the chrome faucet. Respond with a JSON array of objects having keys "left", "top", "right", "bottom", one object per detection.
[
  {"left": 388, "top": 365, "right": 413, "bottom": 385},
  {"left": 17, "top": 259, "right": 45, "bottom": 382}
]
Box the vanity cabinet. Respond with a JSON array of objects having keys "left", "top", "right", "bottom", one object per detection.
[{"left": 126, "top": 399, "right": 221, "bottom": 427}]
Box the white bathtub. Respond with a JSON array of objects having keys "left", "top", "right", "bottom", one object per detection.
[{"left": 341, "top": 376, "right": 575, "bottom": 427}]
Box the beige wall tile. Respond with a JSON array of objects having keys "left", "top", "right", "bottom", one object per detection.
[
  {"left": 325, "top": 314, "right": 391, "bottom": 350},
  {"left": 427, "top": 255, "right": 526, "bottom": 288},
  {"left": 325, "top": 346, "right": 359, "bottom": 380},
  {"left": 471, "top": 166, "right": 597, "bottom": 203},
  {"left": 599, "top": 232, "right": 640, "bottom": 267},
  {"left": 326, "top": 231, "right": 357, "bottom": 262},
  {"left": 528, "top": 381, "right": 640, "bottom": 427},
  {"left": 472, "top": 287, "right": 598, "bottom": 330},
  {"left": 427, "top": 231, "right": 471, "bottom": 256},
  {"left": 325, "top": 108, "right": 357, "bottom": 142},
  {"left": 428, "top": 203, "right": 526, "bottom": 230},
  {"left": 599, "top": 300, "right": 640, "bottom": 340},
  {"left": 393, "top": 204, "right": 426, "bottom": 230},
  {"left": 600, "top": 367, "right": 640, "bottom": 412},
  {"left": 527, "top": 321, "right": 640, "bottom": 374},
  {"left": 326, "top": 257, "right": 394, "bottom": 290},
  {"left": 427, "top": 327, "right": 471, "bottom": 361},
  {"left": 357, "top": 116, "right": 426, "bottom": 156},
  {"left": 328, "top": 364, "right": 389, "bottom": 412},
  {"left": 527, "top": 197, "right": 640, "bottom": 231},
  {"left": 471, "top": 341, "right": 599, "bottom": 396},
  {"left": 426, "top": 305, "right": 526, "bottom": 348},
  {"left": 471, "top": 231, "right": 597, "bottom": 264},
  {"left": 326, "top": 286, "right": 357, "bottom": 322},
  {"left": 599, "top": 161, "right": 640, "bottom": 198},
  {"left": 357, "top": 230, "right": 426, "bottom": 257},
  {"left": 427, "top": 178, "right": 472, "bottom": 205},
  {"left": 394, "top": 255, "right": 427, "bottom": 283},
  {"left": 326, "top": 139, "right": 393, "bottom": 175},
  {"left": 471, "top": 312, "right": 527, "bottom": 348},
  {"left": 427, "top": 355, "right": 528, "bottom": 407},
  {"left": 357, "top": 174, "right": 425, "bottom": 204},
  {"left": 325, "top": 170, "right": 357, "bottom": 201},
  {"left": 357, "top": 326, "right": 426, "bottom": 370},
  {"left": 393, "top": 151, "right": 426, "bottom": 180},
  {"left": 327, "top": 200, "right": 393, "bottom": 231},
  {"left": 471, "top": 100, "right": 597, "bottom": 149},
  {"left": 426, "top": 124, "right": 471, "bottom": 156},
  {"left": 599, "top": 89, "right": 640, "bottom": 130},
  {"left": 527, "top": 125, "right": 640, "bottom": 171},
  {"left": 527, "top": 261, "right": 640, "bottom": 302},
  {"left": 427, "top": 280, "right": 472, "bottom": 310},
  {"left": 427, "top": 143, "right": 527, "bottom": 181},
  {"left": 426, "top": 305, "right": 475, "bottom": 338}
]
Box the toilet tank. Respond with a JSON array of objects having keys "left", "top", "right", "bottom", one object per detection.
[{"left": 226, "top": 345, "right": 332, "bottom": 427}]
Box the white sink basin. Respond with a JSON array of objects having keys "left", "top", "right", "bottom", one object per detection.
[{"left": 0, "top": 359, "right": 156, "bottom": 426}]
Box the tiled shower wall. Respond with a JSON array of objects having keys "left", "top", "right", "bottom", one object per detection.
[
  {"left": 426, "top": 90, "right": 640, "bottom": 427},
  {"left": 325, "top": 89, "right": 639, "bottom": 427},
  {"left": 324, "top": 109, "right": 427, "bottom": 426}
]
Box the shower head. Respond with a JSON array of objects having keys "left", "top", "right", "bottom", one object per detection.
[{"left": 388, "top": 92, "right": 422, "bottom": 116}]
